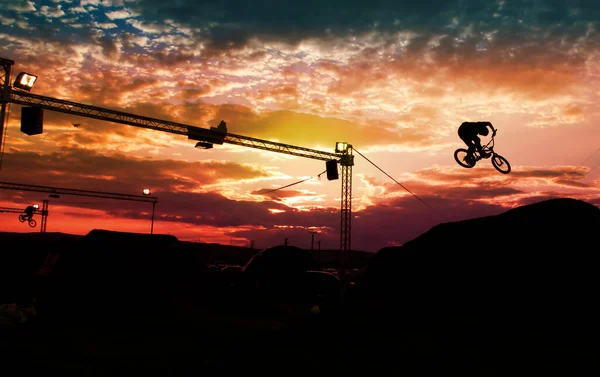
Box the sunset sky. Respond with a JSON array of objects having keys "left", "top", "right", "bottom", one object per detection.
[{"left": 1, "top": 0, "right": 599, "bottom": 252}]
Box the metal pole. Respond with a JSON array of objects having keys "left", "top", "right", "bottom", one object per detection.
[
  {"left": 0, "top": 101, "right": 7, "bottom": 152},
  {"left": 0, "top": 58, "right": 14, "bottom": 172},
  {"left": 150, "top": 201, "right": 156, "bottom": 234}
]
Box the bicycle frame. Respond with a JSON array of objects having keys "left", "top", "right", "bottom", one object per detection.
[{"left": 471, "top": 137, "right": 495, "bottom": 160}]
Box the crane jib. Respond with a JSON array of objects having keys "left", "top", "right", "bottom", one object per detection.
[{"left": 0, "top": 56, "right": 353, "bottom": 254}]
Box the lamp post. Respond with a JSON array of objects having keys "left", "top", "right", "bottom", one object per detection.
[
  {"left": 143, "top": 188, "right": 156, "bottom": 234},
  {"left": 150, "top": 201, "right": 156, "bottom": 234},
  {"left": 309, "top": 230, "right": 317, "bottom": 250}
]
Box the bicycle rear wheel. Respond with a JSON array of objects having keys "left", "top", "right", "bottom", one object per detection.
[
  {"left": 454, "top": 148, "right": 475, "bottom": 168},
  {"left": 492, "top": 154, "right": 511, "bottom": 174}
]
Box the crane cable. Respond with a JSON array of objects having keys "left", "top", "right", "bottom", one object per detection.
[
  {"left": 352, "top": 148, "right": 448, "bottom": 221},
  {"left": 579, "top": 147, "right": 600, "bottom": 176},
  {"left": 261, "top": 169, "right": 328, "bottom": 194},
  {"left": 587, "top": 162, "right": 600, "bottom": 175},
  {"left": 579, "top": 147, "right": 600, "bottom": 167}
]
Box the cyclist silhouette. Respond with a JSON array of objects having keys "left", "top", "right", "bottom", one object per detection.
[
  {"left": 458, "top": 121, "right": 496, "bottom": 158},
  {"left": 24, "top": 205, "right": 36, "bottom": 220}
]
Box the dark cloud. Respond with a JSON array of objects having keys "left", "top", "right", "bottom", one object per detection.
[
  {"left": 123, "top": 0, "right": 600, "bottom": 56},
  {"left": 0, "top": 147, "right": 273, "bottom": 194},
  {"left": 127, "top": 1, "right": 455, "bottom": 38},
  {"left": 2, "top": 0, "right": 597, "bottom": 114},
  {"left": 3, "top": 0, "right": 599, "bottom": 71},
  {"left": 250, "top": 188, "right": 315, "bottom": 199}
]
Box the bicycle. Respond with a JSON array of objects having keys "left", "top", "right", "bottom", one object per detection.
[
  {"left": 454, "top": 130, "right": 511, "bottom": 174},
  {"left": 18, "top": 214, "right": 37, "bottom": 227}
]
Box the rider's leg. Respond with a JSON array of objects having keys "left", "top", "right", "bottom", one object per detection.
[
  {"left": 473, "top": 136, "right": 482, "bottom": 152},
  {"left": 465, "top": 140, "right": 476, "bottom": 156},
  {"left": 460, "top": 136, "right": 475, "bottom": 155},
  {"left": 473, "top": 136, "right": 489, "bottom": 156}
]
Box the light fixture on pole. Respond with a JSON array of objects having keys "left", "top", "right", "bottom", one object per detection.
[
  {"left": 13, "top": 72, "right": 37, "bottom": 91},
  {"left": 142, "top": 188, "right": 156, "bottom": 234},
  {"left": 335, "top": 142, "right": 349, "bottom": 154}
]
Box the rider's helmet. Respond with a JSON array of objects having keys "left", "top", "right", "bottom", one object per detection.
[{"left": 480, "top": 126, "right": 489, "bottom": 136}]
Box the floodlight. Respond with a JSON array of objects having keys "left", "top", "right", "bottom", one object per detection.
[
  {"left": 13, "top": 72, "right": 37, "bottom": 91},
  {"left": 335, "top": 142, "right": 349, "bottom": 153},
  {"left": 142, "top": 188, "right": 151, "bottom": 196},
  {"left": 33, "top": 204, "right": 39, "bottom": 209}
]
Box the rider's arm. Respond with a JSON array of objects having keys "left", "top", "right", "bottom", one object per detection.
[{"left": 487, "top": 122, "right": 496, "bottom": 135}]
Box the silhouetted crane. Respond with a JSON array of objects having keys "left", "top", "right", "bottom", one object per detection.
[{"left": 0, "top": 57, "right": 354, "bottom": 263}]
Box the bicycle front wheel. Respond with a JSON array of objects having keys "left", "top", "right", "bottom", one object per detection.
[
  {"left": 492, "top": 154, "right": 511, "bottom": 174},
  {"left": 28, "top": 219, "right": 37, "bottom": 228},
  {"left": 454, "top": 149, "right": 475, "bottom": 168}
]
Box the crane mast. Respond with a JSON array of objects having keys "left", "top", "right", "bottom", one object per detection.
[
  {"left": 0, "top": 57, "right": 354, "bottom": 253},
  {"left": 0, "top": 58, "right": 13, "bottom": 159}
]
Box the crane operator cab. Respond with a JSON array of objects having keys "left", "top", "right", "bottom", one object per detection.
[
  {"left": 211, "top": 120, "right": 227, "bottom": 133},
  {"left": 190, "top": 120, "right": 227, "bottom": 149}
]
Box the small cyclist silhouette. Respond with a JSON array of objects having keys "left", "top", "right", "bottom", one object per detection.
[
  {"left": 454, "top": 121, "right": 511, "bottom": 174},
  {"left": 19, "top": 205, "right": 37, "bottom": 227}
]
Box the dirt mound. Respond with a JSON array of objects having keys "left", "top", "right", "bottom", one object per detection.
[{"left": 344, "top": 198, "right": 599, "bottom": 375}]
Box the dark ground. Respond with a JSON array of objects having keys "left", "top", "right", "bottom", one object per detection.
[{"left": 2, "top": 197, "right": 599, "bottom": 376}]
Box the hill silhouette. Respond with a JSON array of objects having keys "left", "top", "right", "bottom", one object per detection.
[
  {"left": 405, "top": 196, "right": 597, "bottom": 252},
  {"left": 344, "top": 197, "right": 599, "bottom": 375}
]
